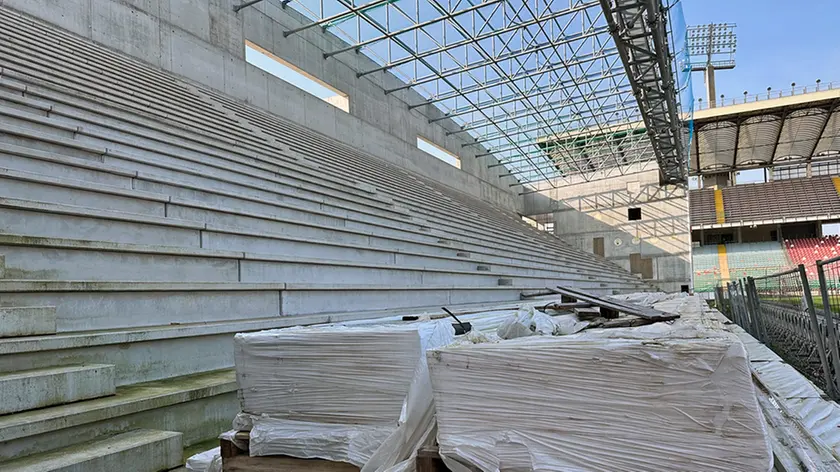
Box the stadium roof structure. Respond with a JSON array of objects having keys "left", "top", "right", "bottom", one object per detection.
[
  {"left": 243, "top": 0, "right": 688, "bottom": 187},
  {"left": 691, "top": 85, "right": 840, "bottom": 175}
]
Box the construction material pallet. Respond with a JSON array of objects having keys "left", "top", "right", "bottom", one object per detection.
[
  {"left": 219, "top": 432, "right": 359, "bottom": 472},
  {"left": 416, "top": 447, "right": 455, "bottom": 472}
]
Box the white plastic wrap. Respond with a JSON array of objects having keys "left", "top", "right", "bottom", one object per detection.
[
  {"left": 185, "top": 447, "right": 221, "bottom": 472},
  {"left": 233, "top": 320, "right": 455, "bottom": 468},
  {"left": 427, "top": 327, "right": 772, "bottom": 472}
]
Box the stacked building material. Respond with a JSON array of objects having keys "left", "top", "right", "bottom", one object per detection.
[
  {"left": 233, "top": 320, "right": 454, "bottom": 468},
  {"left": 427, "top": 324, "right": 772, "bottom": 472}
]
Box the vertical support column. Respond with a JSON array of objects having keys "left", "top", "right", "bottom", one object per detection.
[
  {"left": 705, "top": 64, "right": 717, "bottom": 108},
  {"left": 815, "top": 262, "right": 840, "bottom": 397},
  {"left": 802, "top": 264, "right": 836, "bottom": 396}
]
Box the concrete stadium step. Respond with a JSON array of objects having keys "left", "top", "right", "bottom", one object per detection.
[
  {"left": 0, "top": 234, "right": 606, "bottom": 282},
  {"left": 0, "top": 243, "right": 518, "bottom": 288},
  {"left": 0, "top": 370, "right": 232, "bottom": 462},
  {"left": 0, "top": 25, "right": 260, "bottom": 148},
  {"left": 0, "top": 364, "right": 115, "bottom": 415},
  {"left": 0, "top": 306, "right": 56, "bottom": 337},
  {"left": 0, "top": 166, "right": 167, "bottom": 216},
  {"left": 0, "top": 279, "right": 609, "bottom": 331},
  {"left": 0, "top": 157, "right": 426, "bottom": 240},
  {"left": 0, "top": 19, "right": 327, "bottom": 173},
  {"left": 0, "top": 429, "right": 183, "bottom": 471},
  {"left": 0, "top": 280, "right": 283, "bottom": 332}
]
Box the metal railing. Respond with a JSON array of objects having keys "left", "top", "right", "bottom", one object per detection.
[
  {"left": 695, "top": 80, "right": 839, "bottom": 111},
  {"left": 719, "top": 260, "right": 840, "bottom": 399}
]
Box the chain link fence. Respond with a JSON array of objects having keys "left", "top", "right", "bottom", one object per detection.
[{"left": 718, "top": 260, "right": 840, "bottom": 400}]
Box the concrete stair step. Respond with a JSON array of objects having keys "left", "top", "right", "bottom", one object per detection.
[
  {"left": 0, "top": 429, "right": 183, "bottom": 472},
  {"left": 0, "top": 306, "right": 56, "bottom": 337},
  {"left": 0, "top": 369, "right": 233, "bottom": 461},
  {"left": 0, "top": 364, "right": 115, "bottom": 415}
]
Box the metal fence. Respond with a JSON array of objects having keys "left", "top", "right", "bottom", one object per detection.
[{"left": 718, "top": 259, "right": 840, "bottom": 400}]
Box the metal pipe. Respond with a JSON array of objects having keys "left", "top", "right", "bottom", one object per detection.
[
  {"left": 233, "top": 0, "right": 266, "bottom": 13},
  {"left": 282, "top": 0, "right": 395, "bottom": 37}
]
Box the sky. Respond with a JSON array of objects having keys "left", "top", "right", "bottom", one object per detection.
[{"left": 681, "top": 0, "right": 840, "bottom": 106}]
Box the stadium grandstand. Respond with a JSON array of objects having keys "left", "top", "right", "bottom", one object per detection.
[
  {"left": 689, "top": 85, "right": 840, "bottom": 293},
  {"left": 0, "top": 0, "right": 839, "bottom": 469}
]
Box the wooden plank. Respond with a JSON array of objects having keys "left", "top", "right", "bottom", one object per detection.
[
  {"left": 221, "top": 436, "right": 360, "bottom": 472},
  {"left": 551, "top": 286, "right": 678, "bottom": 322},
  {"left": 573, "top": 306, "right": 602, "bottom": 320}
]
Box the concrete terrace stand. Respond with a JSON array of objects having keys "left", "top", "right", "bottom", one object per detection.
[{"left": 0, "top": 5, "right": 651, "bottom": 470}]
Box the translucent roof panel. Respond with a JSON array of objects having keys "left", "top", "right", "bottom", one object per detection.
[{"left": 267, "top": 0, "right": 687, "bottom": 187}]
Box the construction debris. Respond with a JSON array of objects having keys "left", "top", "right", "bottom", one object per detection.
[{"left": 550, "top": 286, "right": 679, "bottom": 321}]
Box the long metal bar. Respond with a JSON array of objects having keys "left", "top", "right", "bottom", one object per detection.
[
  {"left": 233, "top": 0, "right": 267, "bottom": 12},
  {"left": 356, "top": 1, "right": 600, "bottom": 78},
  {"left": 282, "top": 0, "right": 395, "bottom": 36}
]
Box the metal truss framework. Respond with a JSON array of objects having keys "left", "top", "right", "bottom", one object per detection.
[
  {"left": 600, "top": 0, "right": 686, "bottom": 183},
  {"left": 262, "top": 0, "right": 685, "bottom": 187}
]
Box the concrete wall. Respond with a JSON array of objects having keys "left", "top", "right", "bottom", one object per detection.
[
  {"left": 1, "top": 0, "right": 522, "bottom": 211},
  {"left": 524, "top": 163, "right": 692, "bottom": 292}
]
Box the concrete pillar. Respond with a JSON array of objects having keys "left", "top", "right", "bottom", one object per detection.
[
  {"left": 737, "top": 227, "right": 743, "bottom": 243},
  {"left": 705, "top": 64, "right": 717, "bottom": 108}
]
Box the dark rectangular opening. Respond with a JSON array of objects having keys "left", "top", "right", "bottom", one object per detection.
[
  {"left": 681, "top": 284, "right": 690, "bottom": 293},
  {"left": 627, "top": 208, "right": 642, "bottom": 221},
  {"left": 593, "top": 237, "right": 605, "bottom": 257}
]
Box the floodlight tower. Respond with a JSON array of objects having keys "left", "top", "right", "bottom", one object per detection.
[{"left": 687, "top": 24, "right": 737, "bottom": 108}]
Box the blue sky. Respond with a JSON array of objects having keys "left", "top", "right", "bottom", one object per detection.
[{"left": 681, "top": 0, "right": 840, "bottom": 105}]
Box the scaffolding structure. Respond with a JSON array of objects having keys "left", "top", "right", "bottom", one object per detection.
[{"left": 245, "top": 0, "right": 689, "bottom": 187}]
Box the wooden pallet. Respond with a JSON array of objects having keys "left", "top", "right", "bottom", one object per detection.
[{"left": 220, "top": 432, "right": 360, "bottom": 472}]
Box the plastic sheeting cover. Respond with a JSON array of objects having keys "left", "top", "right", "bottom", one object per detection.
[
  {"left": 185, "top": 447, "right": 221, "bottom": 472},
  {"left": 427, "top": 327, "right": 772, "bottom": 472},
  {"left": 233, "top": 320, "right": 455, "bottom": 468}
]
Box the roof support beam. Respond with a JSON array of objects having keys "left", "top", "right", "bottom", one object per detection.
[{"left": 599, "top": 0, "right": 686, "bottom": 183}]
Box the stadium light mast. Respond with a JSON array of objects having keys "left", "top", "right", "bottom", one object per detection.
[{"left": 687, "top": 23, "right": 737, "bottom": 108}]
